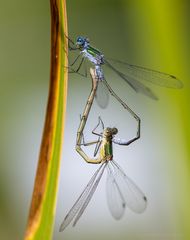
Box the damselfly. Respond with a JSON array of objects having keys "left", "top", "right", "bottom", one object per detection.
[
  {"left": 65, "top": 35, "right": 183, "bottom": 108},
  {"left": 59, "top": 69, "right": 146, "bottom": 231}
]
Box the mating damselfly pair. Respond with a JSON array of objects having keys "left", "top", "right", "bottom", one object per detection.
[
  {"left": 65, "top": 35, "right": 183, "bottom": 108},
  {"left": 59, "top": 70, "right": 147, "bottom": 231},
  {"left": 59, "top": 35, "right": 183, "bottom": 231}
]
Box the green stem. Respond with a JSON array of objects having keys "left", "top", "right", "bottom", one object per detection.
[{"left": 24, "top": 0, "right": 68, "bottom": 239}]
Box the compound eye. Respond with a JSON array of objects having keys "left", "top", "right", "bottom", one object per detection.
[
  {"left": 77, "top": 37, "right": 82, "bottom": 42},
  {"left": 112, "top": 128, "right": 118, "bottom": 135}
]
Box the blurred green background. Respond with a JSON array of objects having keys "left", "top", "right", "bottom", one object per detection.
[{"left": 0, "top": 0, "right": 190, "bottom": 239}]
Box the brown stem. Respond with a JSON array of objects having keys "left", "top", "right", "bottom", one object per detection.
[{"left": 24, "top": 0, "right": 68, "bottom": 238}]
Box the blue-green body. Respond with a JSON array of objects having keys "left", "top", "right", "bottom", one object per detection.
[{"left": 76, "top": 36, "right": 105, "bottom": 79}]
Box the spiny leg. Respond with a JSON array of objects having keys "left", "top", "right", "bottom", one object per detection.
[
  {"left": 79, "top": 115, "right": 102, "bottom": 156},
  {"left": 63, "top": 34, "right": 88, "bottom": 77},
  {"left": 65, "top": 54, "right": 82, "bottom": 72},
  {"left": 64, "top": 33, "right": 79, "bottom": 51},
  {"left": 62, "top": 48, "right": 82, "bottom": 72},
  {"left": 70, "top": 54, "right": 82, "bottom": 66},
  {"left": 92, "top": 116, "right": 104, "bottom": 137},
  {"left": 69, "top": 57, "right": 87, "bottom": 78},
  {"left": 75, "top": 57, "right": 85, "bottom": 73},
  {"left": 78, "top": 114, "right": 100, "bottom": 146}
]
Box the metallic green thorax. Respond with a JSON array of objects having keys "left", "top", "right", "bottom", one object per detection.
[
  {"left": 100, "top": 139, "right": 113, "bottom": 160},
  {"left": 87, "top": 46, "right": 101, "bottom": 57}
]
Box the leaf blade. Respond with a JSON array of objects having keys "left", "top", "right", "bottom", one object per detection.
[{"left": 24, "top": 0, "right": 68, "bottom": 239}]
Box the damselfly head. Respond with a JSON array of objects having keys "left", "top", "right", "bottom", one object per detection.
[
  {"left": 103, "top": 127, "right": 118, "bottom": 138},
  {"left": 76, "top": 36, "right": 89, "bottom": 49}
]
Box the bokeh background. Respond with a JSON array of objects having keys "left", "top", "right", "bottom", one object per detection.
[{"left": 0, "top": 0, "right": 190, "bottom": 239}]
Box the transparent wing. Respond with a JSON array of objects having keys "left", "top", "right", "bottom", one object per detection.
[
  {"left": 110, "top": 161, "right": 147, "bottom": 213},
  {"left": 106, "top": 163, "right": 126, "bottom": 219},
  {"left": 105, "top": 59, "right": 183, "bottom": 89},
  {"left": 59, "top": 163, "right": 105, "bottom": 231},
  {"left": 104, "top": 60, "right": 158, "bottom": 100},
  {"left": 95, "top": 81, "right": 110, "bottom": 108},
  {"left": 107, "top": 59, "right": 183, "bottom": 88},
  {"left": 73, "top": 162, "right": 107, "bottom": 226},
  {"left": 105, "top": 59, "right": 183, "bottom": 99}
]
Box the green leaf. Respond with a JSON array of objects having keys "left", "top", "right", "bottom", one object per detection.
[{"left": 24, "top": 0, "right": 68, "bottom": 239}]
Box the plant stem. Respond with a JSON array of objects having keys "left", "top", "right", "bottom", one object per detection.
[{"left": 24, "top": 0, "right": 68, "bottom": 239}]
